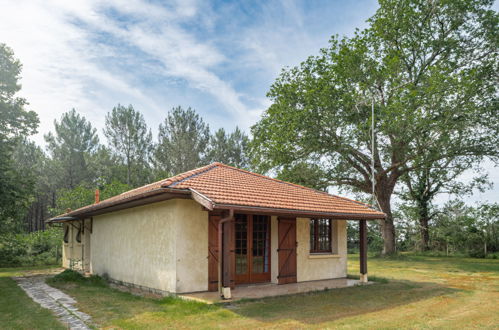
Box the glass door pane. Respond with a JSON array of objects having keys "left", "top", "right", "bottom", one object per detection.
[
  {"left": 252, "top": 215, "right": 270, "bottom": 274},
  {"left": 235, "top": 214, "right": 248, "bottom": 275}
]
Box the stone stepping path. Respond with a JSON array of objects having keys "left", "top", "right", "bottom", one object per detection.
[{"left": 14, "top": 275, "right": 92, "bottom": 330}]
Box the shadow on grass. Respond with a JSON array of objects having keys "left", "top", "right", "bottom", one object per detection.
[{"left": 227, "top": 279, "right": 461, "bottom": 325}]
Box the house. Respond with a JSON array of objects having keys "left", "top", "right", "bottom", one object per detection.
[{"left": 47, "top": 162, "right": 385, "bottom": 298}]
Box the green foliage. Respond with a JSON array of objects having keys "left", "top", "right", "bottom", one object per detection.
[
  {"left": 0, "top": 141, "right": 36, "bottom": 234},
  {"left": 0, "top": 227, "right": 62, "bottom": 266},
  {"left": 396, "top": 200, "right": 499, "bottom": 258},
  {"left": 155, "top": 106, "right": 210, "bottom": 175},
  {"left": 348, "top": 221, "right": 384, "bottom": 254},
  {"left": 89, "top": 145, "right": 128, "bottom": 186},
  {"left": 51, "top": 180, "right": 130, "bottom": 215},
  {"left": 0, "top": 43, "right": 39, "bottom": 138},
  {"left": 45, "top": 109, "right": 99, "bottom": 189},
  {"left": 0, "top": 44, "right": 39, "bottom": 234},
  {"left": 48, "top": 269, "right": 108, "bottom": 287},
  {"left": 251, "top": 0, "right": 499, "bottom": 254},
  {"left": 276, "top": 162, "right": 329, "bottom": 191},
  {"left": 104, "top": 104, "right": 153, "bottom": 187},
  {"left": 51, "top": 184, "right": 94, "bottom": 215},
  {"left": 206, "top": 127, "right": 250, "bottom": 169}
]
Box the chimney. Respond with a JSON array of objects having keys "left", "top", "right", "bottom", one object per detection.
[{"left": 95, "top": 189, "right": 100, "bottom": 203}]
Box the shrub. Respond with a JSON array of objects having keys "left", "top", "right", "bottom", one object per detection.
[
  {"left": 48, "top": 269, "right": 107, "bottom": 287},
  {"left": 50, "top": 269, "right": 85, "bottom": 282},
  {"left": 0, "top": 227, "right": 62, "bottom": 267},
  {"left": 468, "top": 249, "right": 486, "bottom": 258}
]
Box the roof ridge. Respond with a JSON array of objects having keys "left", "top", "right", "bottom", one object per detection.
[
  {"left": 111, "top": 179, "right": 165, "bottom": 198},
  {"left": 161, "top": 162, "right": 220, "bottom": 187},
  {"left": 215, "top": 163, "right": 377, "bottom": 211}
]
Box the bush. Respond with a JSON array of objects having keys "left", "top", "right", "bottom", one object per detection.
[
  {"left": 0, "top": 227, "right": 62, "bottom": 267},
  {"left": 468, "top": 249, "right": 486, "bottom": 258},
  {"left": 48, "top": 269, "right": 107, "bottom": 287},
  {"left": 50, "top": 269, "right": 85, "bottom": 282}
]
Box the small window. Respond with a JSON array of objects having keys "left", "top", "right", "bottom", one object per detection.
[
  {"left": 63, "top": 225, "right": 69, "bottom": 243},
  {"left": 76, "top": 224, "right": 82, "bottom": 243},
  {"left": 310, "top": 218, "right": 332, "bottom": 253}
]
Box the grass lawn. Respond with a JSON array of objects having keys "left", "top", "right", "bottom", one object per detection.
[
  {"left": 2, "top": 256, "right": 498, "bottom": 329},
  {"left": 0, "top": 265, "right": 64, "bottom": 330},
  {"left": 43, "top": 254, "right": 499, "bottom": 329}
]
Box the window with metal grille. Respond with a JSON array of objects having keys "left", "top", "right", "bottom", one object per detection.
[{"left": 310, "top": 218, "right": 332, "bottom": 253}]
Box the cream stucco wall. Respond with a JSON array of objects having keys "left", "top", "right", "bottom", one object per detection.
[
  {"left": 90, "top": 198, "right": 208, "bottom": 294},
  {"left": 296, "top": 218, "right": 347, "bottom": 282},
  {"left": 63, "top": 200, "right": 347, "bottom": 293},
  {"left": 174, "top": 199, "right": 208, "bottom": 293}
]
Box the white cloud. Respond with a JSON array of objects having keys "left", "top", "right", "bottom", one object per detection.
[
  {"left": 0, "top": 0, "right": 167, "bottom": 144},
  {"left": 0, "top": 0, "right": 260, "bottom": 144}
]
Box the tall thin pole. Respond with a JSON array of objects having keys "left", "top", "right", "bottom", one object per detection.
[{"left": 371, "top": 99, "right": 375, "bottom": 206}]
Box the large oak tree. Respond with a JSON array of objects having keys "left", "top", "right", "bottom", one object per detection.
[{"left": 251, "top": 0, "right": 498, "bottom": 253}]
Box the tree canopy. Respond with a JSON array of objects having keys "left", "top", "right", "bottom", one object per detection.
[
  {"left": 104, "top": 104, "right": 153, "bottom": 186},
  {"left": 251, "top": 0, "right": 499, "bottom": 253},
  {"left": 206, "top": 127, "right": 250, "bottom": 169},
  {"left": 0, "top": 44, "right": 39, "bottom": 234},
  {"left": 0, "top": 44, "right": 38, "bottom": 139},
  {"left": 155, "top": 106, "right": 210, "bottom": 175},
  {"left": 45, "top": 109, "right": 99, "bottom": 189}
]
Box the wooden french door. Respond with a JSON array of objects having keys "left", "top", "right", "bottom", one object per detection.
[
  {"left": 278, "top": 217, "right": 297, "bottom": 284},
  {"left": 234, "top": 214, "right": 271, "bottom": 284}
]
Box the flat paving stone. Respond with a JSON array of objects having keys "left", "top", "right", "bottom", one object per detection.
[
  {"left": 14, "top": 275, "right": 92, "bottom": 330},
  {"left": 181, "top": 278, "right": 373, "bottom": 304}
]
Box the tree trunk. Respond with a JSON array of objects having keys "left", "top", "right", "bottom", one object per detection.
[
  {"left": 127, "top": 157, "right": 131, "bottom": 186},
  {"left": 419, "top": 216, "right": 430, "bottom": 251},
  {"left": 416, "top": 198, "right": 431, "bottom": 251},
  {"left": 377, "top": 192, "right": 396, "bottom": 255}
]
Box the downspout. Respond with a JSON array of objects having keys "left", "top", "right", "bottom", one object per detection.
[{"left": 218, "top": 209, "right": 234, "bottom": 299}]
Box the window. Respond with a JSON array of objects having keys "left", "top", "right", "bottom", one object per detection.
[
  {"left": 63, "top": 225, "right": 69, "bottom": 243},
  {"left": 76, "top": 223, "right": 82, "bottom": 243},
  {"left": 310, "top": 218, "right": 332, "bottom": 253}
]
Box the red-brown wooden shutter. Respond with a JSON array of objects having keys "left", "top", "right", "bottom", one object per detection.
[
  {"left": 222, "top": 219, "right": 236, "bottom": 289},
  {"left": 278, "top": 217, "right": 297, "bottom": 284}
]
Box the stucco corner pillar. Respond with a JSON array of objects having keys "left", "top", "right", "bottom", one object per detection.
[{"left": 359, "top": 219, "right": 368, "bottom": 283}]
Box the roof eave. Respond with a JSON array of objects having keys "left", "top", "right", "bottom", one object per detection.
[
  {"left": 211, "top": 203, "right": 386, "bottom": 220},
  {"left": 46, "top": 187, "right": 191, "bottom": 223}
]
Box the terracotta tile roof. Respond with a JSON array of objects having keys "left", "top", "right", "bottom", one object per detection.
[{"left": 49, "top": 162, "right": 385, "bottom": 221}]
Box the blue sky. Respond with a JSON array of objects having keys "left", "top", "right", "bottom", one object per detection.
[{"left": 0, "top": 0, "right": 497, "bottom": 204}]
